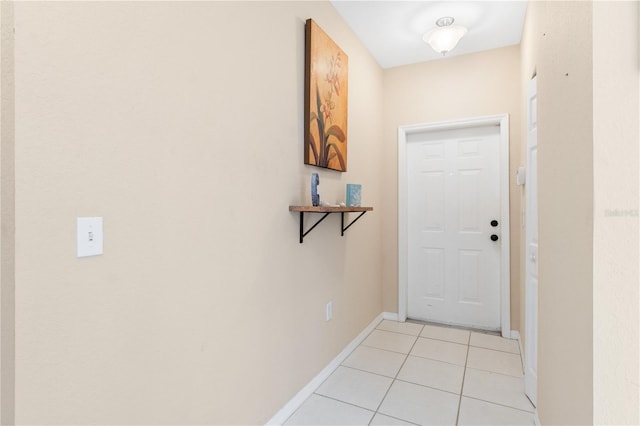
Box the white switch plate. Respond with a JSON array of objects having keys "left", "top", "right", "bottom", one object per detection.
[
  {"left": 326, "top": 301, "right": 333, "bottom": 321},
  {"left": 77, "top": 217, "right": 103, "bottom": 257}
]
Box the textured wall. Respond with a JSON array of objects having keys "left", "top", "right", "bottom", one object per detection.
[
  {"left": 593, "top": 1, "right": 639, "bottom": 423},
  {"left": 521, "top": 2, "right": 594, "bottom": 424},
  {"left": 0, "top": 1, "right": 16, "bottom": 424}
]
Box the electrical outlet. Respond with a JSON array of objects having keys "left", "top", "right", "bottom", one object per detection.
[{"left": 326, "top": 301, "right": 333, "bottom": 321}]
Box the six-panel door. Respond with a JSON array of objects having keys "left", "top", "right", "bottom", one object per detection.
[{"left": 407, "top": 125, "right": 502, "bottom": 330}]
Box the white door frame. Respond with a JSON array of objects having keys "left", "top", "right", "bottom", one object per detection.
[
  {"left": 524, "top": 76, "right": 538, "bottom": 405},
  {"left": 398, "top": 114, "right": 511, "bottom": 337}
]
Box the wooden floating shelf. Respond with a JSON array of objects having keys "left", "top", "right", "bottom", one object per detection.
[
  {"left": 289, "top": 206, "right": 373, "bottom": 244},
  {"left": 289, "top": 206, "right": 373, "bottom": 213}
]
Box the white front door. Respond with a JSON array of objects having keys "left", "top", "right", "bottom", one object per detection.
[
  {"left": 524, "top": 76, "right": 538, "bottom": 406},
  {"left": 407, "top": 125, "right": 502, "bottom": 330}
]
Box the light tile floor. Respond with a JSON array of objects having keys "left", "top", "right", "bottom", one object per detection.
[{"left": 284, "top": 320, "right": 534, "bottom": 426}]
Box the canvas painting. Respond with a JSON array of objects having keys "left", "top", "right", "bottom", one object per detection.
[{"left": 304, "top": 19, "right": 348, "bottom": 172}]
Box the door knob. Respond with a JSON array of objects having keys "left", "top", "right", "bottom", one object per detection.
[
  {"left": 490, "top": 234, "right": 499, "bottom": 241},
  {"left": 490, "top": 220, "right": 499, "bottom": 227}
]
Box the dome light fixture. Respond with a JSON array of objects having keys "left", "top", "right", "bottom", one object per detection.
[{"left": 423, "top": 16, "right": 468, "bottom": 56}]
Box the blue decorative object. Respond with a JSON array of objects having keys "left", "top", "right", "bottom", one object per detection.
[
  {"left": 311, "top": 173, "right": 320, "bottom": 206},
  {"left": 346, "top": 184, "right": 361, "bottom": 207}
]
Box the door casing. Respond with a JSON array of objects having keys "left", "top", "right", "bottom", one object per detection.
[
  {"left": 524, "top": 76, "right": 538, "bottom": 405},
  {"left": 398, "top": 114, "right": 511, "bottom": 337}
]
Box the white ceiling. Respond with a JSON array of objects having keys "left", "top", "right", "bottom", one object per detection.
[{"left": 330, "top": 1, "right": 528, "bottom": 69}]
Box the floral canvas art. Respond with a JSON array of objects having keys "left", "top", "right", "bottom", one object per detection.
[{"left": 304, "top": 19, "right": 348, "bottom": 172}]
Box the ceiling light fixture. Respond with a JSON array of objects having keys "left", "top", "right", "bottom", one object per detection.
[{"left": 423, "top": 17, "right": 467, "bottom": 56}]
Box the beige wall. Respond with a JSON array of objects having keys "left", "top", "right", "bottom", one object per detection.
[
  {"left": 381, "top": 46, "right": 523, "bottom": 330},
  {"left": 3, "top": 1, "right": 639, "bottom": 425},
  {"left": 4, "top": 2, "right": 384, "bottom": 424},
  {"left": 0, "top": 1, "right": 15, "bottom": 424},
  {"left": 521, "top": 2, "right": 594, "bottom": 424},
  {"left": 593, "top": 1, "right": 639, "bottom": 423}
]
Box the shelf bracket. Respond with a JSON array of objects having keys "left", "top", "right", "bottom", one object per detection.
[
  {"left": 290, "top": 206, "right": 372, "bottom": 244},
  {"left": 299, "top": 211, "right": 331, "bottom": 244},
  {"left": 341, "top": 211, "right": 368, "bottom": 236}
]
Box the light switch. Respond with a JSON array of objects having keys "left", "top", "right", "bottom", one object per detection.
[
  {"left": 516, "top": 166, "right": 526, "bottom": 186},
  {"left": 77, "top": 217, "right": 103, "bottom": 257}
]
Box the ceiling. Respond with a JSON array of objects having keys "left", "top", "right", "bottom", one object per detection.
[{"left": 330, "top": 1, "right": 528, "bottom": 69}]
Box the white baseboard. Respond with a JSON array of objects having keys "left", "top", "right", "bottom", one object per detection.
[
  {"left": 382, "top": 312, "right": 399, "bottom": 321},
  {"left": 266, "top": 312, "right": 384, "bottom": 425},
  {"left": 534, "top": 410, "right": 540, "bottom": 425}
]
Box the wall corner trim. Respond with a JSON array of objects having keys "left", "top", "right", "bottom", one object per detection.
[{"left": 266, "top": 313, "right": 384, "bottom": 425}]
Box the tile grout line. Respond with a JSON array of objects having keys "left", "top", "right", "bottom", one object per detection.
[
  {"left": 338, "top": 364, "right": 401, "bottom": 380},
  {"left": 466, "top": 346, "right": 524, "bottom": 378},
  {"left": 420, "top": 335, "right": 474, "bottom": 347},
  {"left": 309, "top": 393, "right": 377, "bottom": 414},
  {"left": 371, "top": 412, "right": 421, "bottom": 426},
  {"left": 392, "top": 377, "right": 463, "bottom": 397},
  {"left": 455, "top": 332, "right": 471, "bottom": 426},
  {"left": 360, "top": 342, "right": 414, "bottom": 356},
  {"left": 464, "top": 364, "right": 524, "bottom": 379},
  {"left": 408, "top": 348, "right": 469, "bottom": 368},
  {"left": 462, "top": 394, "right": 536, "bottom": 414},
  {"left": 367, "top": 324, "right": 425, "bottom": 425},
  {"left": 293, "top": 321, "right": 386, "bottom": 425},
  {"left": 292, "top": 321, "right": 528, "bottom": 425},
  {"left": 377, "top": 325, "right": 425, "bottom": 337},
  {"left": 469, "top": 344, "right": 521, "bottom": 355}
]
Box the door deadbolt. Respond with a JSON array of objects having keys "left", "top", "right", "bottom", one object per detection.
[{"left": 490, "top": 220, "right": 499, "bottom": 227}]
